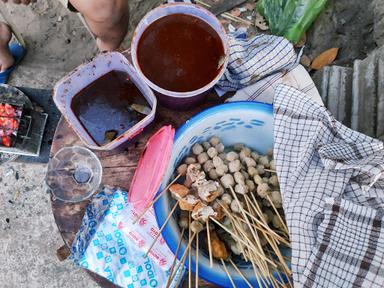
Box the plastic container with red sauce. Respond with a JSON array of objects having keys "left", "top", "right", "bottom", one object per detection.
[
  {"left": 131, "top": 3, "right": 229, "bottom": 110},
  {"left": 53, "top": 52, "right": 157, "bottom": 151}
]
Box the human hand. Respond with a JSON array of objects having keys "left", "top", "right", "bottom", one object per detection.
[{"left": 1, "top": 0, "right": 37, "bottom": 4}]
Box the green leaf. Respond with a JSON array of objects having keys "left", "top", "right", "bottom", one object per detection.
[{"left": 257, "top": 0, "right": 328, "bottom": 44}]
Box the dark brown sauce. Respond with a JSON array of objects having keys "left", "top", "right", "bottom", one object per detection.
[
  {"left": 137, "top": 14, "right": 225, "bottom": 92},
  {"left": 71, "top": 71, "right": 148, "bottom": 146}
]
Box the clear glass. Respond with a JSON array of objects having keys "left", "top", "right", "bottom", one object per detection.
[{"left": 46, "top": 146, "right": 102, "bottom": 202}]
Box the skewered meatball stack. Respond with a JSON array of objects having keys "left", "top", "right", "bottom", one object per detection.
[{"left": 170, "top": 136, "right": 288, "bottom": 263}]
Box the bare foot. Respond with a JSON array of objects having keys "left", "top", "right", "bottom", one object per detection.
[
  {"left": 69, "top": 0, "right": 129, "bottom": 52},
  {"left": 0, "top": 22, "right": 14, "bottom": 72}
]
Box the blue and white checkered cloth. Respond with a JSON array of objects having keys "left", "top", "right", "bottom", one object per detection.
[
  {"left": 216, "top": 34, "right": 298, "bottom": 92},
  {"left": 274, "top": 85, "right": 384, "bottom": 287}
]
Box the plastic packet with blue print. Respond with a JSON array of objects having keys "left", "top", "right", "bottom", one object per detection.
[{"left": 70, "top": 186, "right": 184, "bottom": 288}]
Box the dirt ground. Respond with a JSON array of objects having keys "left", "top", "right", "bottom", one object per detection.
[
  {"left": 305, "top": 0, "right": 377, "bottom": 66},
  {"left": 0, "top": 1, "right": 162, "bottom": 287},
  {"left": 0, "top": 0, "right": 163, "bottom": 89},
  {"left": 0, "top": 0, "right": 379, "bottom": 287}
]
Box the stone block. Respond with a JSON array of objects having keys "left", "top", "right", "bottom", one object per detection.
[{"left": 313, "top": 66, "right": 353, "bottom": 126}]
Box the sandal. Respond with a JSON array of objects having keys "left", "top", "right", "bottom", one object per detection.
[{"left": 0, "top": 43, "right": 25, "bottom": 84}]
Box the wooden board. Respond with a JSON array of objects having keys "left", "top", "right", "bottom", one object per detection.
[{"left": 50, "top": 93, "right": 223, "bottom": 288}]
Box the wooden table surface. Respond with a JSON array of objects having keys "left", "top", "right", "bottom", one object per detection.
[{"left": 50, "top": 92, "right": 224, "bottom": 287}]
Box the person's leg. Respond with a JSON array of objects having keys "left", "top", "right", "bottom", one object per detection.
[
  {"left": 0, "top": 22, "right": 14, "bottom": 72},
  {"left": 69, "top": 0, "right": 129, "bottom": 51}
]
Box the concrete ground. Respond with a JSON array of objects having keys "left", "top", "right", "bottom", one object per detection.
[
  {"left": 0, "top": 0, "right": 380, "bottom": 287},
  {"left": 0, "top": 1, "right": 160, "bottom": 287},
  {"left": 0, "top": 162, "right": 96, "bottom": 288},
  {"left": 0, "top": 2, "right": 98, "bottom": 287}
]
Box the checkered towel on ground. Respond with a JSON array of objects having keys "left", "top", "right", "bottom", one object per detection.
[{"left": 274, "top": 84, "right": 384, "bottom": 287}]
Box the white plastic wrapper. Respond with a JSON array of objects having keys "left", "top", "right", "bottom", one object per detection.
[{"left": 71, "top": 187, "right": 184, "bottom": 288}]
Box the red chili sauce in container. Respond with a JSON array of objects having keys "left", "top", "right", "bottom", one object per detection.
[
  {"left": 131, "top": 3, "right": 229, "bottom": 110},
  {"left": 70, "top": 71, "right": 149, "bottom": 146},
  {"left": 137, "top": 13, "right": 224, "bottom": 93},
  {"left": 53, "top": 52, "right": 157, "bottom": 151}
]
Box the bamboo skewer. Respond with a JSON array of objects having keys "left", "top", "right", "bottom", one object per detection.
[
  {"left": 276, "top": 269, "right": 293, "bottom": 288},
  {"left": 228, "top": 259, "right": 253, "bottom": 288},
  {"left": 229, "top": 217, "right": 248, "bottom": 262},
  {"left": 258, "top": 260, "right": 273, "bottom": 287},
  {"left": 243, "top": 196, "right": 273, "bottom": 275},
  {"left": 219, "top": 202, "right": 278, "bottom": 266},
  {"left": 224, "top": 207, "right": 284, "bottom": 287},
  {"left": 165, "top": 228, "right": 185, "bottom": 288},
  {"left": 241, "top": 208, "right": 285, "bottom": 242},
  {"left": 206, "top": 220, "right": 213, "bottom": 267},
  {"left": 209, "top": 217, "right": 275, "bottom": 266},
  {"left": 209, "top": 217, "right": 250, "bottom": 249},
  {"left": 269, "top": 272, "right": 279, "bottom": 288},
  {"left": 210, "top": 216, "right": 253, "bottom": 249},
  {"left": 188, "top": 212, "right": 192, "bottom": 288},
  {"left": 220, "top": 258, "right": 237, "bottom": 288},
  {"left": 226, "top": 214, "right": 261, "bottom": 260},
  {"left": 270, "top": 267, "right": 288, "bottom": 288},
  {"left": 239, "top": 206, "right": 285, "bottom": 245},
  {"left": 249, "top": 223, "right": 291, "bottom": 287},
  {"left": 194, "top": 0, "right": 254, "bottom": 26},
  {"left": 249, "top": 193, "right": 269, "bottom": 226},
  {"left": 243, "top": 195, "right": 290, "bottom": 246},
  {"left": 269, "top": 239, "right": 292, "bottom": 285},
  {"left": 195, "top": 234, "right": 199, "bottom": 288},
  {"left": 248, "top": 193, "right": 290, "bottom": 244},
  {"left": 229, "top": 186, "right": 265, "bottom": 256},
  {"left": 243, "top": 246, "right": 263, "bottom": 286},
  {"left": 133, "top": 173, "right": 182, "bottom": 224},
  {"left": 245, "top": 194, "right": 281, "bottom": 244},
  {"left": 261, "top": 225, "right": 292, "bottom": 287},
  {"left": 239, "top": 214, "right": 289, "bottom": 285},
  {"left": 265, "top": 249, "right": 291, "bottom": 263},
  {"left": 249, "top": 249, "right": 271, "bottom": 288},
  {"left": 265, "top": 266, "right": 279, "bottom": 288},
  {"left": 145, "top": 201, "right": 179, "bottom": 257},
  {"left": 174, "top": 248, "right": 189, "bottom": 288},
  {"left": 250, "top": 259, "right": 264, "bottom": 288},
  {"left": 264, "top": 168, "right": 276, "bottom": 173},
  {"left": 253, "top": 221, "right": 290, "bottom": 247},
  {"left": 167, "top": 232, "right": 197, "bottom": 287},
  {"left": 251, "top": 249, "right": 269, "bottom": 279},
  {"left": 243, "top": 195, "right": 264, "bottom": 248},
  {"left": 218, "top": 198, "right": 289, "bottom": 286},
  {"left": 220, "top": 13, "right": 253, "bottom": 26},
  {"left": 232, "top": 195, "right": 291, "bottom": 285},
  {"left": 266, "top": 194, "right": 289, "bottom": 235},
  {"left": 231, "top": 222, "right": 256, "bottom": 254},
  {"left": 229, "top": 219, "right": 257, "bottom": 261}
]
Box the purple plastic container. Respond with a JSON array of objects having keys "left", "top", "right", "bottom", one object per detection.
[
  {"left": 53, "top": 52, "right": 157, "bottom": 151},
  {"left": 131, "top": 3, "right": 229, "bottom": 110}
]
